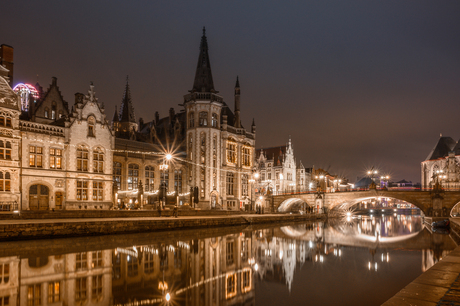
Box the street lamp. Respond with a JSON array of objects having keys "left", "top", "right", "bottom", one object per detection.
[{"left": 159, "top": 153, "right": 172, "bottom": 209}]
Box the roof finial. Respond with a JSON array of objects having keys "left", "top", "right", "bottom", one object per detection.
[{"left": 203, "top": 26, "right": 206, "bottom": 36}]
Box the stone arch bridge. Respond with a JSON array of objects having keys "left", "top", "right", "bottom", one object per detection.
[{"left": 272, "top": 189, "right": 460, "bottom": 217}]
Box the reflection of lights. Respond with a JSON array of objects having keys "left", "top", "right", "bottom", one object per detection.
[
  {"left": 368, "top": 262, "right": 371, "bottom": 270},
  {"left": 375, "top": 263, "right": 378, "bottom": 271},
  {"left": 320, "top": 255, "right": 324, "bottom": 263},
  {"left": 254, "top": 263, "right": 259, "bottom": 271},
  {"left": 370, "top": 210, "right": 374, "bottom": 213},
  {"left": 165, "top": 293, "right": 171, "bottom": 302},
  {"left": 279, "top": 250, "right": 283, "bottom": 260},
  {"left": 309, "top": 241, "right": 313, "bottom": 248}
]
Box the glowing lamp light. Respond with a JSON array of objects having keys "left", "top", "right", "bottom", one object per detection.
[
  {"left": 259, "top": 196, "right": 263, "bottom": 200},
  {"left": 254, "top": 172, "right": 260, "bottom": 179},
  {"left": 165, "top": 153, "right": 172, "bottom": 160},
  {"left": 165, "top": 293, "right": 171, "bottom": 302},
  {"left": 254, "top": 263, "right": 259, "bottom": 271}
]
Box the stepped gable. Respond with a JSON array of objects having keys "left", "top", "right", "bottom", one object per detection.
[
  {"left": 256, "top": 146, "right": 286, "bottom": 166},
  {"left": 425, "top": 136, "right": 456, "bottom": 161}
]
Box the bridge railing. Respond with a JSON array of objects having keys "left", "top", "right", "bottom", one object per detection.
[{"left": 272, "top": 187, "right": 430, "bottom": 196}]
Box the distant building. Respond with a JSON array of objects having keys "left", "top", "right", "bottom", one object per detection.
[{"left": 421, "top": 136, "right": 460, "bottom": 190}]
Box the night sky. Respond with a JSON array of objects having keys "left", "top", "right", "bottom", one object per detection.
[{"left": 2, "top": 1, "right": 460, "bottom": 183}]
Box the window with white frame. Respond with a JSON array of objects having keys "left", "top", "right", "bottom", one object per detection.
[
  {"left": 128, "top": 164, "right": 139, "bottom": 190},
  {"left": 113, "top": 162, "right": 122, "bottom": 190},
  {"left": 29, "top": 146, "right": 43, "bottom": 167},
  {"left": 211, "top": 113, "right": 218, "bottom": 128},
  {"left": 145, "top": 166, "right": 154, "bottom": 192}
]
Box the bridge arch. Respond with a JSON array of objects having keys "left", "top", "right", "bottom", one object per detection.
[{"left": 278, "top": 198, "right": 308, "bottom": 213}]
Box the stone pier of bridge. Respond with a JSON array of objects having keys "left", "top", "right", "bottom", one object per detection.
[{"left": 272, "top": 189, "right": 460, "bottom": 217}]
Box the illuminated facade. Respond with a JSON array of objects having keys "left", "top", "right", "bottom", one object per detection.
[
  {"left": 112, "top": 29, "right": 256, "bottom": 210},
  {"left": 0, "top": 61, "right": 114, "bottom": 210},
  {"left": 421, "top": 136, "right": 460, "bottom": 191}
]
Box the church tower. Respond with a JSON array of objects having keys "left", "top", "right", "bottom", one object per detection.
[
  {"left": 185, "top": 28, "right": 224, "bottom": 209},
  {"left": 118, "top": 76, "right": 137, "bottom": 137}
]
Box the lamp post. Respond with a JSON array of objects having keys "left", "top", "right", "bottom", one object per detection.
[{"left": 159, "top": 154, "right": 172, "bottom": 209}]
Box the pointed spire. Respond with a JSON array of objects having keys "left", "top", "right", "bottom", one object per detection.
[
  {"left": 191, "top": 27, "right": 216, "bottom": 93},
  {"left": 235, "top": 76, "right": 240, "bottom": 88},
  {"left": 112, "top": 105, "right": 119, "bottom": 122},
  {"left": 234, "top": 76, "right": 241, "bottom": 128},
  {"left": 119, "top": 75, "right": 136, "bottom": 123}
]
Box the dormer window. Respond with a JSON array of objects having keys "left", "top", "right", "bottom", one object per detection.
[
  {"left": 44, "top": 108, "right": 49, "bottom": 118},
  {"left": 88, "top": 116, "right": 95, "bottom": 137},
  {"left": 51, "top": 102, "right": 56, "bottom": 120},
  {"left": 211, "top": 113, "right": 218, "bottom": 128}
]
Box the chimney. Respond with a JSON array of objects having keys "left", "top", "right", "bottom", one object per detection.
[
  {"left": 52, "top": 76, "right": 57, "bottom": 86},
  {"left": 155, "top": 111, "right": 160, "bottom": 125},
  {"left": 0, "top": 44, "right": 14, "bottom": 87}
]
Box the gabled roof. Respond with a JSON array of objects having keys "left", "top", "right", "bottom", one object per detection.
[
  {"left": 0, "top": 76, "right": 19, "bottom": 110},
  {"left": 256, "top": 146, "right": 286, "bottom": 166},
  {"left": 425, "top": 136, "right": 456, "bottom": 161},
  {"left": 191, "top": 27, "right": 216, "bottom": 93}
]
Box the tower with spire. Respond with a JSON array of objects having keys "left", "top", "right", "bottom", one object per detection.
[{"left": 117, "top": 76, "right": 138, "bottom": 138}]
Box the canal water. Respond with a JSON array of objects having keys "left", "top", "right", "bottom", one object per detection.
[{"left": 0, "top": 214, "right": 455, "bottom": 306}]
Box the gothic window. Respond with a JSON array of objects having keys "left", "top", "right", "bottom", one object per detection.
[
  {"left": 75, "top": 277, "right": 87, "bottom": 301},
  {"left": 189, "top": 112, "right": 195, "bottom": 128},
  {"left": 200, "top": 167, "right": 205, "bottom": 198},
  {"left": 0, "top": 141, "right": 11, "bottom": 160},
  {"left": 92, "top": 182, "right": 103, "bottom": 201},
  {"left": 113, "top": 162, "right": 122, "bottom": 190},
  {"left": 0, "top": 116, "right": 11, "bottom": 128},
  {"left": 92, "top": 275, "right": 103, "bottom": 299},
  {"left": 211, "top": 113, "right": 218, "bottom": 128},
  {"left": 88, "top": 116, "right": 95, "bottom": 137},
  {"left": 227, "top": 142, "right": 236, "bottom": 164},
  {"left": 29, "top": 145, "right": 43, "bottom": 167},
  {"left": 199, "top": 112, "right": 208, "bottom": 126},
  {"left": 242, "top": 174, "right": 248, "bottom": 196},
  {"left": 93, "top": 148, "right": 104, "bottom": 173},
  {"left": 242, "top": 147, "right": 251, "bottom": 167},
  {"left": 91, "top": 251, "right": 102, "bottom": 268},
  {"left": 27, "top": 284, "right": 41, "bottom": 306},
  {"left": 145, "top": 166, "right": 154, "bottom": 192},
  {"left": 226, "top": 172, "right": 234, "bottom": 196},
  {"left": 200, "top": 133, "right": 206, "bottom": 165},
  {"left": 77, "top": 146, "right": 89, "bottom": 171},
  {"left": 174, "top": 169, "right": 182, "bottom": 193},
  {"left": 77, "top": 181, "right": 88, "bottom": 201},
  {"left": 44, "top": 107, "right": 49, "bottom": 118},
  {"left": 0, "top": 296, "right": 9, "bottom": 306},
  {"left": 49, "top": 148, "right": 62, "bottom": 169},
  {"left": 128, "top": 164, "right": 139, "bottom": 190},
  {"left": 226, "top": 241, "right": 234, "bottom": 265},
  {"left": 5, "top": 118, "right": 11, "bottom": 128},
  {"left": 48, "top": 282, "right": 60, "bottom": 303}
]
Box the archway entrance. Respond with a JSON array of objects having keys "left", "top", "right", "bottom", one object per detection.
[
  {"left": 55, "top": 192, "right": 63, "bottom": 210},
  {"left": 29, "top": 185, "right": 49, "bottom": 210}
]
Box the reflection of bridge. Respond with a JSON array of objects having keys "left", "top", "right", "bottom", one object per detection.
[
  {"left": 272, "top": 189, "right": 460, "bottom": 217},
  {"left": 275, "top": 224, "right": 457, "bottom": 250}
]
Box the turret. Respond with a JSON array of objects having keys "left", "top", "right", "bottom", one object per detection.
[{"left": 234, "top": 76, "right": 241, "bottom": 128}]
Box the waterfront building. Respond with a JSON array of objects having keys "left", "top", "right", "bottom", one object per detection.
[
  {"left": 421, "top": 136, "right": 460, "bottom": 191},
  {"left": 255, "top": 138, "right": 310, "bottom": 195},
  {"left": 0, "top": 49, "right": 114, "bottom": 211},
  {"left": 112, "top": 29, "right": 256, "bottom": 210}
]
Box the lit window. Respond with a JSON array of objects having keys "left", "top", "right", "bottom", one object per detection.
[
  {"left": 174, "top": 169, "right": 182, "bottom": 193},
  {"left": 128, "top": 164, "right": 139, "bottom": 190},
  {"left": 93, "top": 148, "right": 104, "bottom": 173},
  {"left": 227, "top": 142, "right": 236, "bottom": 164},
  {"left": 91, "top": 251, "right": 102, "bottom": 268},
  {"left": 88, "top": 116, "right": 95, "bottom": 137},
  {"left": 77, "top": 146, "right": 88, "bottom": 171},
  {"left": 127, "top": 256, "right": 138, "bottom": 277},
  {"left": 48, "top": 282, "right": 60, "bottom": 303},
  {"left": 49, "top": 148, "right": 62, "bottom": 169},
  {"left": 0, "top": 172, "right": 10, "bottom": 192},
  {"left": 113, "top": 162, "right": 122, "bottom": 190},
  {"left": 92, "top": 182, "right": 103, "bottom": 201},
  {"left": 76, "top": 181, "right": 88, "bottom": 201},
  {"left": 91, "top": 275, "right": 103, "bottom": 299},
  {"left": 145, "top": 166, "right": 154, "bottom": 192},
  {"left": 226, "top": 172, "right": 234, "bottom": 196},
  {"left": 75, "top": 278, "right": 87, "bottom": 301},
  {"left": 242, "top": 147, "right": 251, "bottom": 167},
  {"left": 44, "top": 108, "right": 49, "bottom": 118},
  {"left": 211, "top": 113, "right": 218, "bottom": 128},
  {"left": 29, "top": 146, "right": 43, "bottom": 167},
  {"left": 0, "top": 141, "right": 11, "bottom": 160},
  {"left": 27, "top": 284, "right": 41, "bottom": 306}
]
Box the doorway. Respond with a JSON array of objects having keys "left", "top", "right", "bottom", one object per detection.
[{"left": 29, "top": 184, "right": 49, "bottom": 210}]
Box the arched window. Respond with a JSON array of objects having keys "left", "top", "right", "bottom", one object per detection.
[
  {"left": 242, "top": 174, "right": 248, "bottom": 196},
  {"left": 44, "top": 107, "right": 49, "bottom": 118},
  {"left": 0, "top": 172, "right": 11, "bottom": 191},
  {"left": 88, "top": 116, "right": 95, "bottom": 137},
  {"left": 145, "top": 166, "right": 154, "bottom": 192},
  {"left": 199, "top": 112, "right": 208, "bottom": 126},
  {"left": 128, "top": 164, "right": 139, "bottom": 190},
  {"left": 174, "top": 169, "right": 182, "bottom": 193},
  {"left": 113, "top": 162, "right": 122, "bottom": 190},
  {"left": 0, "top": 116, "right": 11, "bottom": 128},
  {"left": 51, "top": 102, "right": 56, "bottom": 120},
  {"left": 58, "top": 110, "right": 63, "bottom": 119},
  {"left": 0, "top": 141, "right": 11, "bottom": 160},
  {"left": 189, "top": 112, "right": 195, "bottom": 128},
  {"left": 93, "top": 148, "right": 104, "bottom": 173},
  {"left": 77, "top": 146, "right": 89, "bottom": 171},
  {"left": 211, "top": 113, "right": 218, "bottom": 128}
]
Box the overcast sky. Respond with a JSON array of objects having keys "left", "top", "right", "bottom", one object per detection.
[{"left": 2, "top": 1, "right": 460, "bottom": 183}]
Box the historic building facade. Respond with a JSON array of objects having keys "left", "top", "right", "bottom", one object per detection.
[
  {"left": 112, "top": 29, "right": 256, "bottom": 210},
  {"left": 421, "top": 136, "right": 460, "bottom": 191},
  {"left": 254, "top": 138, "right": 309, "bottom": 196},
  {"left": 0, "top": 52, "right": 114, "bottom": 211}
]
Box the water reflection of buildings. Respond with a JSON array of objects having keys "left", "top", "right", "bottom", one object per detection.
[{"left": 0, "top": 216, "right": 454, "bottom": 305}]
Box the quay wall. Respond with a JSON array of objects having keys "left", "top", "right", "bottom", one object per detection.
[{"left": 0, "top": 213, "right": 325, "bottom": 241}]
